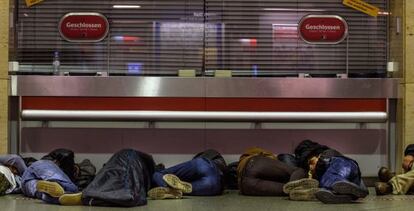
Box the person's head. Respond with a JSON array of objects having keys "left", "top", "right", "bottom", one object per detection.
[
  {"left": 403, "top": 155, "right": 414, "bottom": 172},
  {"left": 403, "top": 144, "right": 414, "bottom": 172},
  {"left": 294, "top": 139, "right": 329, "bottom": 170},
  {"left": 4, "top": 165, "right": 18, "bottom": 175},
  {"left": 308, "top": 156, "right": 319, "bottom": 177}
]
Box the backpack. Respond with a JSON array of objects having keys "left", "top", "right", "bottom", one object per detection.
[{"left": 42, "top": 148, "right": 76, "bottom": 182}]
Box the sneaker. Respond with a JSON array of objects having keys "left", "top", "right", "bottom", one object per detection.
[
  {"left": 289, "top": 188, "right": 319, "bottom": 201},
  {"left": 59, "top": 192, "right": 83, "bottom": 205},
  {"left": 315, "top": 189, "right": 354, "bottom": 204},
  {"left": 0, "top": 173, "right": 11, "bottom": 195},
  {"left": 375, "top": 182, "right": 393, "bottom": 195},
  {"left": 36, "top": 180, "right": 65, "bottom": 198},
  {"left": 148, "top": 187, "right": 183, "bottom": 200},
  {"left": 332, "top": 181, "right": 368, "bottom": 199},
  {"left": 283, "top": 178, "right": 319, "bottom": 194},
  {"left": 162, "top": 174, "right": 192, "bottom": 194},
  {"left": 378, "top": 167, "right": 395, "bottom": 182}
]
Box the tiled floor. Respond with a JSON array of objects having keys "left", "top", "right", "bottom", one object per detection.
[{"left": 2, "top": 189, "right": 414, "bottom": 211}]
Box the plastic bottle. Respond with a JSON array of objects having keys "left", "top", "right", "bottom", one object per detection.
[{"left": 53, "top": 51, "right": 60, "bottom": 75}]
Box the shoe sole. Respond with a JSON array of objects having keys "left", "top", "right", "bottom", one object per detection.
[
  {"left": 283, "top": 178, "right": 319, "bottom": 194},
  {"left": 36, "top": 181, "right": 65, "bottom": 198},
  {"left": 59, "top": 192, "right": 83, "bottom": 206},
  {"left": 332, "top": 182, "right": 368, "bottom": 198},
  {"left": 163, "top": 174, "right": 192, "bottom": 194},
  {"left": 315, "top": 189, "right": 354, "bottom": 204},
  {"left": 148, "top": 187, "right": 183, "bottom": 200},
  {"left": 289, "top": 188, "right": 319, "bottom": 201}
]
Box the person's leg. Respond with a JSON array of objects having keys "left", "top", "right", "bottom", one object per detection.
[
  {"left": 240, "top": 156, "right": 294, "bottom": 196},
  {"left": 153, "top": 159, "right": 201, "bottom": 188},
  {"left": 21, "top": 160, "right": 78, "bottom": 204},
  {"left": 318, "top": 157, "right": 367, "bottom": 202},
  {"left": 330, "top": 158, "right": 368, "bottom": 198},
  {"left": 319, "top": 157, "right": 354, "bottom": 189},
  {"left": 186, "top": 158, "right": 222, "bottom": 196},
  {"left": 289, "top": 168, "right": 307, "bottom": 181},
  {"left": 388, "top": 168, "right": 414, "bottom": 194}
]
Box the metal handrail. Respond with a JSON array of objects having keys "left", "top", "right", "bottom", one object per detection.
[{"left": 21, "top": 110, "right": 388, "bottom": 123}]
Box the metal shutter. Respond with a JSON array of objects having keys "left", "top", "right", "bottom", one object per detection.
[{"left": 15, "top": 0, "right": 388, "bottom": 76}]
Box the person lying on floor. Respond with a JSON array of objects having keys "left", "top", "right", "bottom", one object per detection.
[
  {"left": 0, "top": 150, "right": 95, "bottom": 202},
  {"left": 40, "top": 148, "right": 96, "bottom": 191},
  {"left": 46, "top": 149, "right": 155, "bottom": 207},
  {"left": 237, "top": 147, "right": 317, "bottom": 200},
  {"left": 0, "top": 155, "right": 28, "bottom": 195},
  {"left": 148, "top": 149, "right": 226, "bottom": 199},
  {"left": 290, "top": 139, "right": 368, "bottom": 204},
  {"left": 375, "top": 144, "right": 414, "bottom": 195},
  {"left": 21, "top": 158, "right": 78, "bottom": 204}
]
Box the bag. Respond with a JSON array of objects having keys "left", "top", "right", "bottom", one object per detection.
[
  {"left": 41, "top": 148, "right": 76, "bottom": 182},
  {"left": 75, "top": 159, "right": 96, "bottom": 190},
  {"left": 225, "top": 161, "right": 239, "bottom": 190},
  {"left": 82, "top": 149, "right": 155, "bottom": 207}
]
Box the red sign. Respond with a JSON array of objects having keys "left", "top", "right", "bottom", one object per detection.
[
  {"left": 59, "top": 13, "right": 109, "bottom": 42},
  {"left": 299, "top": 15, "right": 348, "bottom": 44}
]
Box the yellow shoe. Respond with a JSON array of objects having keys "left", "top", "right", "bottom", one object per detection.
[
  {"left": 36, "top": 180, "right": 64, "bottom": 198},
  {"left": 147, "top": 187, "right": 183, "bottom": 200},
  {"left": 162, "top": 174, "right": 192, "bottom": 194},
  {"left": 59, "top": 192, "right": 83, "bottom": 206}
]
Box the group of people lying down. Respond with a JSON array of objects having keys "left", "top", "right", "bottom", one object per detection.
[{"left": 0, "top": 139, "right": 413, "bottom": 207}]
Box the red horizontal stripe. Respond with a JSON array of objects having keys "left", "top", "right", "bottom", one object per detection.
[{"left": 22, "top": 97, "right": 386, "bottom": 112}]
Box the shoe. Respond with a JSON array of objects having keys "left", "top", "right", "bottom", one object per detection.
[
  {"left": 0, "top": 173, "right": 11, "bottom": 196},
  {"left": 375, "top": 182, "right": 393, "bottom": 195},
  {"left": 162, "top": 174, "right": 192, "bottom": 194},
  {"left": 148, "top": 187, "right": 183, "bottom": 200},
  {"left": 378, "top": 167, "right": 395, "bottom": 182},
  {"left": 315, "top": 189, "right": 354, "bottom": 204},
  {"left": 332, "top": 181, "right": 369, "bottom": 199},
  {"left": 155, "top": 163, "right": 166, "bottom": 172},
  {"left": 59, "top": 192, "right": 83, "bottom": 205},
  {"left": 283, "top": 178, "right": 319, "bottom": 194},
  {"left": 36, "top": 180, "right": 65, "bottom": 198},
  {"left": 289, "top": 188, "right": 319, "bottom": 201}
]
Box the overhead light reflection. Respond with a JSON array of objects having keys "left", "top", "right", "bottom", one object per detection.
[
  {"left": 378, "top": 11, "right": 390, "bottom": 16},
  {"left": 264, "top": 8, "right": 325, "bottom": 12},
  {"left": 113, "top": 5, "right": 141, "bottom": 9}
]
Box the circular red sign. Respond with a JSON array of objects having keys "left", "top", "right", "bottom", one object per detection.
[
  {"left": 299, "top": 15, "right": 348, "bottom": 44},
  {"left": 59, "top": 13, "right": 109, "bottom": 42}
]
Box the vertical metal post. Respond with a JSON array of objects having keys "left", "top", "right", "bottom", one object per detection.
[{"left": 346, "top": 35, "right": 349, "bottom": 76}]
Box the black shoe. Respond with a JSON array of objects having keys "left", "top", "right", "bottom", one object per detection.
[
  {"left": 378, "top": 167, "right": 395, "bottom": 182},
  {"left": 332, "top": 181, "right": 369, "bottom": 199},
  {"left": 315, "top": 189, "right": 354, "bottom": 204},
  {"left": 155, "top": 163, "right": 165, "bottom": 172},
  {"left": 375, "top": 182, "right": 393, "bottom": 195}
]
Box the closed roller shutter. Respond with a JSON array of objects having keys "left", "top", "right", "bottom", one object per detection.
[{"left": 15, "top": 0, "right": 387, "bottom": 76}]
